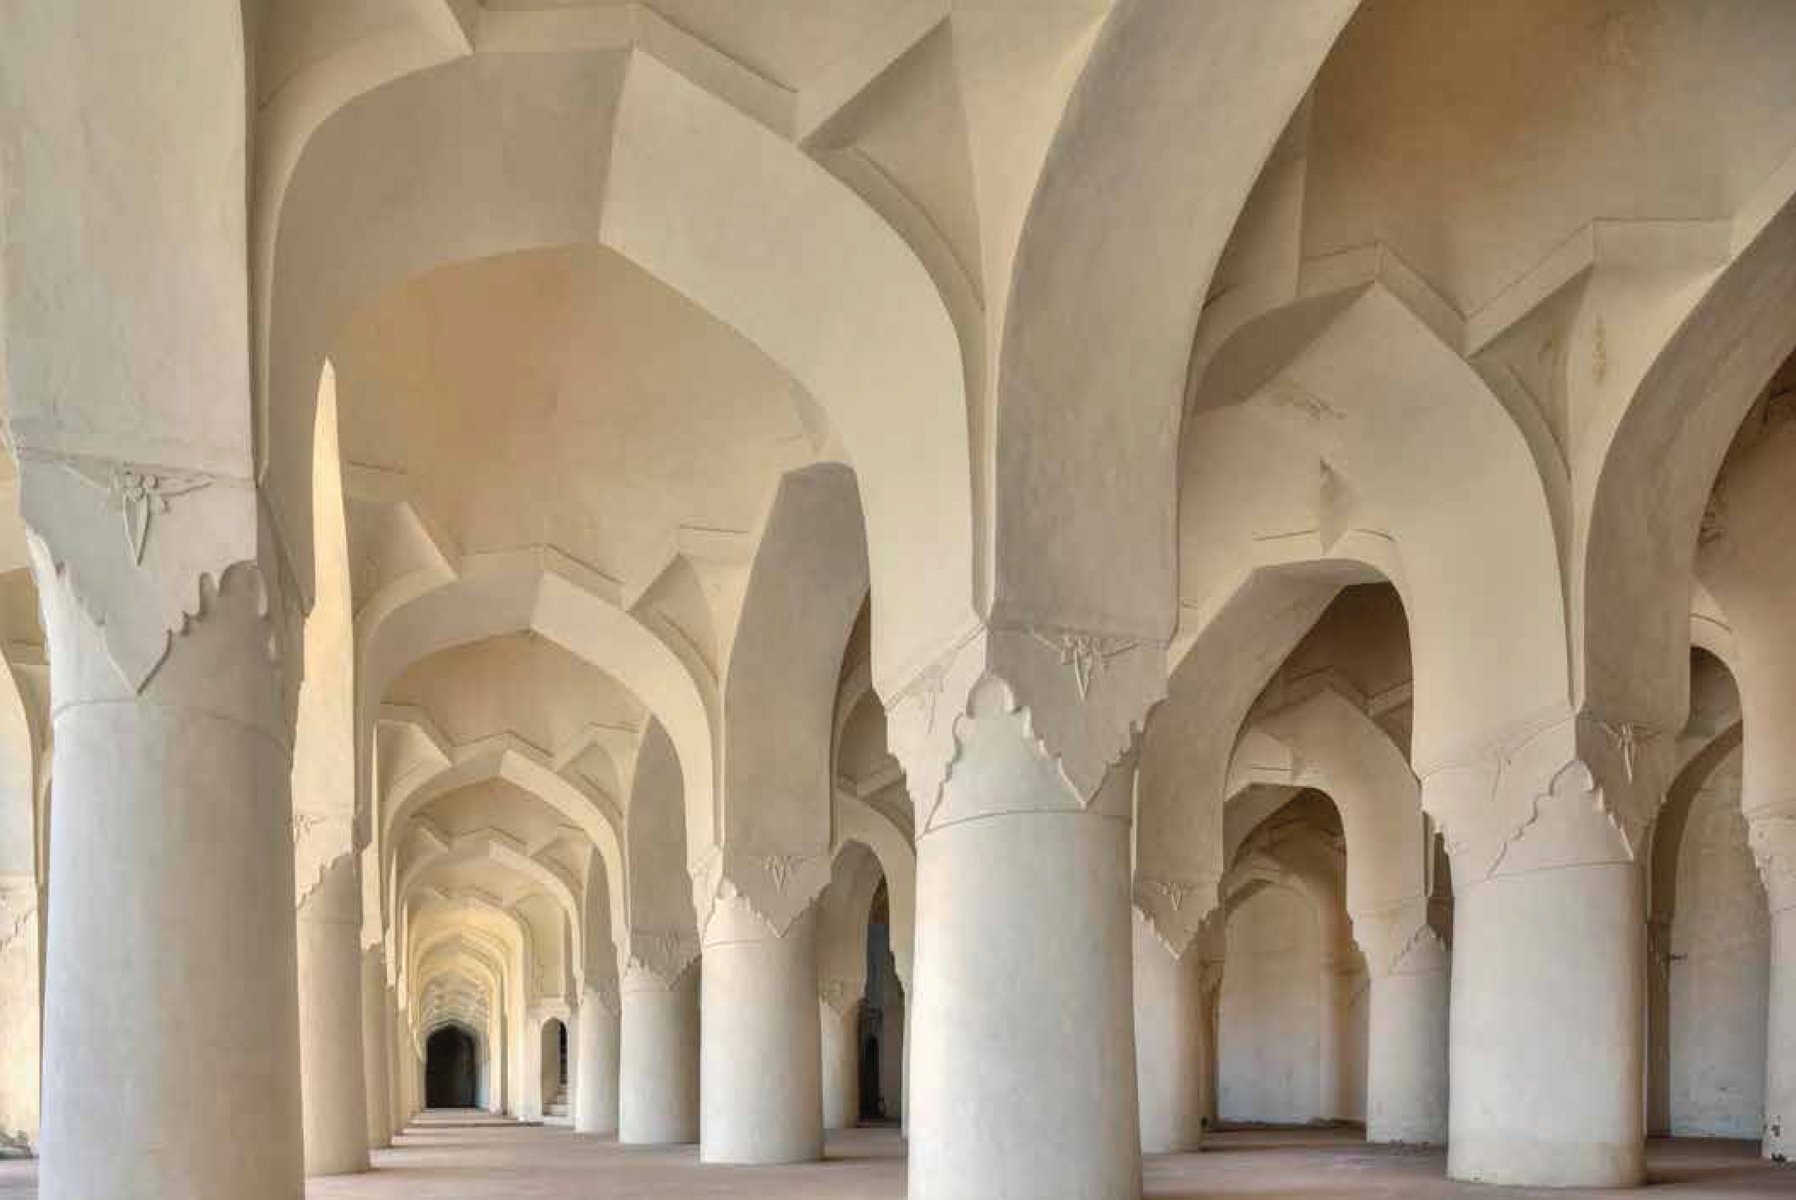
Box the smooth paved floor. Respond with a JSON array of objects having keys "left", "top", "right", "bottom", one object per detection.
[{"left": 0, "top": 1115, "right": 1791, "bottom": 1198}]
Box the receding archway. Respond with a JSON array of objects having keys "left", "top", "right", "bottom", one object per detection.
[
  {"left": 426, "top": 1026, "right": 480, "bottom": 1110},
  {"left": 540, "top": 1019, "right": 569, "bottom": 1119}
]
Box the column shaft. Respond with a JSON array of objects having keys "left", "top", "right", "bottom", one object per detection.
[
  {"left": 699, "top": 901, "right": 822, "bottom": 1163},
  {"left": 297, "top": 856, "right": 370, "bottom": 1175},
  {"left": 618, "top": 966, "right": 699, "bottom": 1143},
  {"left": 1448, "top": 860, "right": 1644, "bottom": 1185},
  {"left": 362, "top": 949, "right": 393, "bottom": 1150},
  {"left": 1766, "top": 906, "right": 1796, "bottom": 1160},
  {"left": 911, "top": 810, "right": 1139, "bottom": 1199},
  {"left": 1364, "top": 948, "right": 1449, "bottom": 1143},
  {"left": 1132, "top": 912, "right": 1203, "bottom": 1153},
  {"left": 38, "top": 569, "right": 304, "bottom": 1200},
  {"left": 821, "top": 998, "right": 860, "bottom": 1130},
  {"left": 574, "top": 990, "right": 621, "bottom": 1134}
]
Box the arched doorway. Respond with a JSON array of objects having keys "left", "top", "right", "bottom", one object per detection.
[{"left": 425, "top": 1026, "right": 479, "bottom": 1109}]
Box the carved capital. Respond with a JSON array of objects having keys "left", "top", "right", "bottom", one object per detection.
[
  {"left": 20, "top": 450, "right": 304, "bottom": 740},
  {"left": 818, "top": 977, "right": 859, "bottom": 1016},
  {"left": 693, "top": 844, "right": 831, "bottom": 938},
  {"left": 1351, "top": 897, "right": 1450, "bottom": 978},
  {"left": 1132, "top": 871, "right": 1220, "bottom": 960},
  {"left": 622, "top": 927, "right": 700, "bottom": 988},
  {"left": 1421, "top": 711, "right": 1642, "bottom": 886},
  {"left": 883, "top": 621, "right": 1164, "bottom": 835}
]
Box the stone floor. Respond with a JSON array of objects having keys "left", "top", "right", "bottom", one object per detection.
[{"left": 0, "top": 1115, "right": 1790, "bottom": 1198}]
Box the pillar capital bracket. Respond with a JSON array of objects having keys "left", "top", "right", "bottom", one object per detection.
[{"left": 883, "top": 619, "right": 1166, "bottom": 833}]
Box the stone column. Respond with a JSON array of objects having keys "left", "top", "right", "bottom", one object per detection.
[
  {"left": 574, "top": 986, "right": 621, "bottom": 1134},
  {"left": 820, "top": 986, "right": 861, "bottom": 1131},
  {"left": 1354, "top": 899, "right": 1450, "bottom": 1144},
  {"left": 387, "top": 990, "right": 408, "bottom": 1137},
  {"left": 1132, "top": 911, "right": 1204, "bottom": 1153},
  {"left": 1429, "top": 732, "right": 1648, "bottom": 1188},
  {"left": 900, "top": 670, "right": 1146, "bottom": 1200},
  {"left": 700, "top": 897, "right": 823, "bottom": 1163},
  {"left": 297, "top": 852, "right": 370, "bottom": 1175},
  {"left": 362, "top": 948, "right": 393, "bottom": 1150},
  {"left": 1749, "top": 812, "right": 1796, "bottom": 1161},
  {"left": 618, "top": 961, "right": 700, "bottom": 1143},
  {"left": 29, "top": 496, "right": 306, "bottom": 1200}
]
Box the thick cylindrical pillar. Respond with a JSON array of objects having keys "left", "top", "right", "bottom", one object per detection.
[
  {"left": 700, "top": 899, "right": 822, "bottom": 1163},
  {"left": 820, "top": 995, "right": 861, "bottom": 1130},
  {"left": 1763, "top": 879, "right": 1796, "bottom": 1161},
  {"left": 619, "top": 964, "right": 699, "bottom": 1144},
  {"left": 297, "top": 855, "right": 370, "bottom": 1176},
  {"left": 362, "top": 948, "right": 393, "bottom": 1150},
  {"left": 1360, "top": 903, "right": 1449, "bottom": 1146},
  {"left": 386, "top": 992, "right": 408, "bottom": 1138},
  {"left": 575, "top": 988, "right": 621, "bottom": 1134},
  {"left": 37, "top": 564, "right": 305, "bottom": 1200},
  {"left": 1448, "top": 857, "right": 1643, "bottom": 1184},
  {"left": 1132, "top": 911, "right": 1203, "bottom": 1154},
  {"left": 909, "top": 699, "right": 1140, "bottom": 1200}
]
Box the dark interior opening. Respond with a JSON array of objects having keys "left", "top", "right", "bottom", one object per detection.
[{"left": 426, "top": 1025, "right": 479, "bottom": 1109}]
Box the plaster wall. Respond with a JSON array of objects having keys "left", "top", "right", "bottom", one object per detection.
[{"left": 1218, "top": 886, "right": 1324, "bottom": 1124}]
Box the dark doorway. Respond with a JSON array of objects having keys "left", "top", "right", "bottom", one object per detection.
[{"left": 426, "top": 1026, "right": 479, "bottom": 1109}]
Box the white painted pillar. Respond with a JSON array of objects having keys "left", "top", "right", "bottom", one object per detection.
[
  {"left": 297, "top": 854, "right": 371, "bottom": 1175},
  {"left": 362, "top": 948, "right": 393, "bottom": 1150},
  {"left": 35, "top": 560, "right": 305, "bottom": 1200},
  {"left": 386, "top": 991, "right": 408, "bottom": 1137},
  {"left": 1440, "top": 759, "right": 1644, "bottom": 1187},
  {"left": 619, "top": 963, "right": 699, "bottom": 1144},
  {"left": 908, "top": 692, "right": 1140, "bottom": 1200},
  {"left": 1750, "top": 822, "right": 1796, "bottom": 1160},
  {"left": 1356, "top": 899, "right": 1450, "bottom": 1144},
  {"left": 1132, "top": 911, "right": 1203, "bottom": 1153},
  {"left": 574, "top": 987, "right": 621, "bottom": 1134},
  {"left": 820, "top": 992, "right": 861, "bottom": 1130},
  {"left": 700, "top": 898, "right": 823, "bottom": 1163}
]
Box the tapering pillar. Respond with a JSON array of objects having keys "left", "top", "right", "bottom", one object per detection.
[
  {"left": 1429, "top": 722, "right": 1650, "bottom": 1188},
  {"left": 296, "top": 853, "right": 370, "bottom": 1174},
  {"left": 1749, "top": 812, "right": 1796, "bottom": 1161},
  {"left": 820, "top": 986, "right": 861, "bottom": 1130},
  {"left": 1354, "top": 898, "right": 1450, "bottom": 1144},
  {"left": 362, "top": 947, "right": 393, "bottom": 1150},
  {"left": 618, "top": 958, "right": 699, "bottom": 1143},
  {"left": 699, "top": 897, "right": 822, "bottom": 1163},
  {"left": 891, "top": 644, "right": 1157, "bottom": 1200},
  {"left": 27, "top": 470, "right": 307, "bottom": 1200},
  {"left": 1132, "top": 911, "right": 1204, "bottom": 1153},
  {"left": 574, "top": 986, "right": 621, "bottom": 1134}
]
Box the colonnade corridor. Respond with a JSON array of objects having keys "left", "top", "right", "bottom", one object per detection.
[{"left": 15, "top": 3, "right": 1796, "bottom": 1199}]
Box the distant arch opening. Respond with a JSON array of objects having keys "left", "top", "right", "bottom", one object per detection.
[{"left": 425, "top": 1026, "right": 479, "bottom": 1109}]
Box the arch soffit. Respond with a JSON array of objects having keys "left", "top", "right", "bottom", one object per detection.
[
  {"left": 362, "top": 553, "right": 711, "bottom": 875},
  {"left": 988, "top": 1, "right": 1361, "bottom": 640},
  {"left": 263, "top": 40, "right": 973, "bottom": 690},
  {"left": 399, "top": 831, "right": 586, "bottom": 977},
  {"left": 1180, "top": 281, "right": 1569, "bottom": 765},
  {"left": 381, "top": 732, "right": 627, "bottom": 964},
  {"left": 1226, "top": 685, "right": 1425, "bottom": 915}
]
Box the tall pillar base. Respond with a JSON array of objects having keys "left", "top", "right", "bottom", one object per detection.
[
  {"left": 1447, "top": 861, "right": 1644, "bottom": 1186},
  {"left": 1133, "top": 912, "right": 1203, "bottom": 1154},
  {"left": 699, "top": 900, "right": 822, "bottom": 1164},
  {"left": 618, "top": 965, "right": 699, "bottom": 1144}
]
